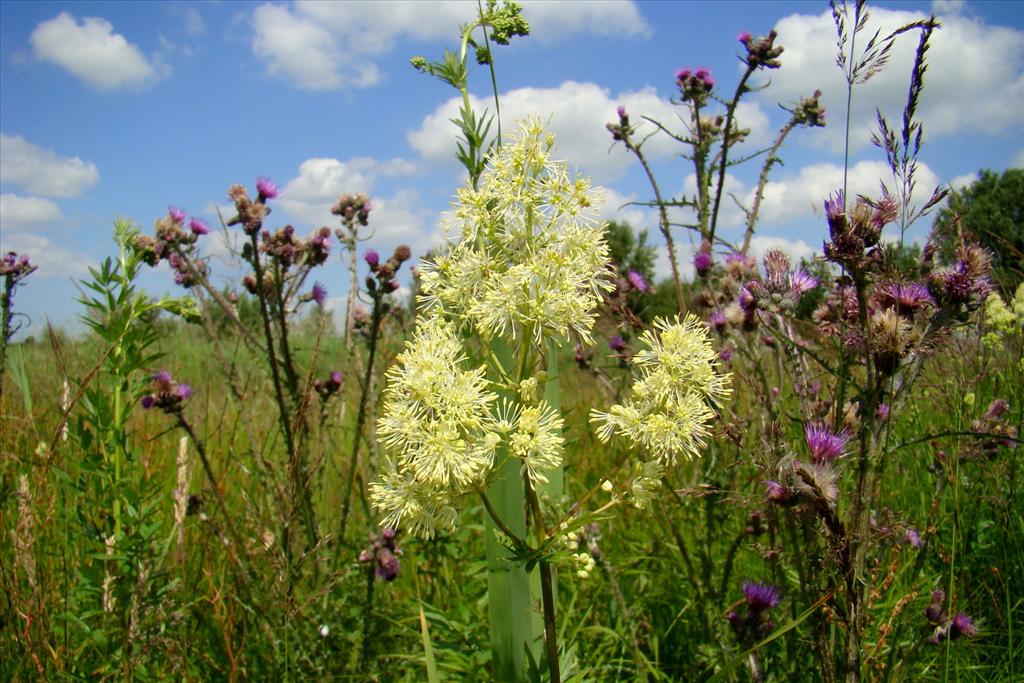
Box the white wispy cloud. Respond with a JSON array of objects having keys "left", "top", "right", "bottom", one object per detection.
[
  {"left": 746, "top": 159, "right": 942, "bottom": 228},
  {"left": 30, "top": 12, "right": 164, "bottom": 91},
  {"left": 276, "top": 156, "right": 430, "bottom": 250},
  {"left": 0, "top": 134, "right": 100, "bottom": 198},
  {"left": 250, "top": 1, "right": 649, "bottom": 91},
  {"left": 760, "top": 7, "right": 1024, "bottom": 153},
  {"left": 0, "top": 193, "right": 63, "bottom": 232},
  {"left": 409, "top": 81, "right": 771, "bottom": 184}
]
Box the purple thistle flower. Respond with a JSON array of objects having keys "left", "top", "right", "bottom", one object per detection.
[
  {"left": 256, "top": 177, "right": 280, "bottom": 200},
  {"left": 876, "top": 403, "right": 890, "bottom": 421},
  {"left": 168, "top": 207, "right": 187, "bottom": 223},
  {"left": 764, "top": 480, "right": 797, "bottom": 505},
  {"left": 375, "top": 548, "right": 400, "bottom": 581},
  {"left": 175, "top": 384, "right": 193, "bottom": 401},
  {"left": 329, "top": 370, "right": 343, "bottom": 386},
  {"left": 788, "top": 270, "right": 819, "bottom": 295},
  {"left": 876, "top": 282, "right": 932, "bottom": 314},
  {"left": 675, "top": 68, "right": 691, "bottom": 82},
  {"left": 904, "top": 528, "right": 923, "bottom": 548},
  {"left": 737, "top": 31, "right": 752, "bottom": 43},
  {"left": 925, "top": 590, "right": 945, "bottom": 624},
  {"left": 616, "top": 105, "right": 627, "bottom": 119},
  {"left": 742, "top": 581, "right": 780, "bottom": 613},
  {"left": 609, "top": 335, "right": 627, "bottom": 352},
  {"left": 804, "top": 423, "right": 848, "bottom": 464},
  {"left": 708, "top": 309, "right": 727, "bottom": 332},
  {"left": 153, "top": 370, "right": 173, "bottom": 384},
  {"left": 694, "top": 250, "right": 713, "bottom": 277},
  {"left": 719, "top": 345, "right": 733, "bottom": 362},
  {"left": 626, "top": 269, "right": 650, "bottom": 292},
  {"left": 140, "top": 395, "right": 155, "bottom": 409},
  {"left": 950, "top": 612, "right": 977, "bottom": 639},
  {"left": 738, "top": 286, "right": 757, "bottom": 311},
  {"left": 189, "top": 218, "right": 210, "bottom": 236},
  {"left": 824, "top": 192, "right": 844, "bottom": 218},
  {"left": 311, "top": 282, "right": 327, "bottom": 307},
  {"left": 364, "top": 249, "right": 380, "bottom": 268}
]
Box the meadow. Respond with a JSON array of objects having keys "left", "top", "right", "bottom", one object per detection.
[{"left": 2, "top": 2, "right": 1023, "bottom": 681}]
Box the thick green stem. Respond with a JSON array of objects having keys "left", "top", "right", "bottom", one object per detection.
[{"left": 526, "top": 475, "right": 561, "bottom": 683}]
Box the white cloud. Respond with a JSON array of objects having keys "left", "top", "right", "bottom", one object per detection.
[
  {"left": 412, "top": 82, "right": 669, "bottom": 182},
  {"left": 275, "top": 156, "right": 428, "bottom": 248},
  {"left": 409, "top": 81, "right": 773, "bottom": 184},
  {"left": 182, "top": 7, "right": 206, "bottom": 37},
  {"left": 931, "top": 0, "right": 966, "bottom": 16},
  {"left": 30, "top": 12, "right": 162, "bottom": 91},
  {"left": 0, "top": 193, "right": 63, "bottom": 232},
  {"left": 251, "top": 4, "right": 378, "bottom": 90},
  {"left": 0, "top": 232, "right": 88, "bottom": 278},
  {"left": 251, "top": 1, "right": 649, "bottom": 91},
  {"left": 948, "top": 172, "right": 978, "bottom": 190},
  {"left": 0, "top": 134, "right": 100, "bottom": 198},
  {"left": 762, "top": 7, "right": 1024, "bottom": 152},
  {"left": 1012, "top": 149, "right": 1024, "bottom": 169},
  {"left": 0, "top": 193, "right": 87, "bottom": 278},
  {"left": 748, "top": 159, "right": 941, "bottom": 228},
  {"left": 277, "top": 156, "right": 416, "bottom": 224},
  {"left": 522, "top": 1, "right": 650, "bottom": 41},
  {"left": 599, "top": 187, "right": 656, "bottom": 231},
  {"left": 747, "top": 235, "right": 816, "bottom": 264}
]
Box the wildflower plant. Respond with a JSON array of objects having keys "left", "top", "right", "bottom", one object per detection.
[
  {"left": 0, "top": 251, "right": 37, "bottom": 392},
  {"left": 370, "top": 118, "right": 731, "bottom": 682},
  {"left": 607, "top": 29, "right": 825, "bottom": 311}
]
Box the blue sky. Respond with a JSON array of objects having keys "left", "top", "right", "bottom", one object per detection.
[{"left": 1, "top": 0, "right": 1022, "bottom": 333}]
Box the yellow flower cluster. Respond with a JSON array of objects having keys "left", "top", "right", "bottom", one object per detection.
[
  {"left": 419, "top": 118, "right": 613, "bottom": 345},
  {"left": 982, "top": 284, "right": 1024, "bottom": 350},
  {"left": 371, "top": 316, "right": 498, "bottom": 536},
  {"left": 371, "top": 316, "right": 567, "bottom": 537},
  {"left": 591, "top": 315, "right": 732, "bottom": 463}
]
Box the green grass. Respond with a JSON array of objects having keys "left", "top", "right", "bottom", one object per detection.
[{"left": 1, "top": 311, "right": 1022, "bottom": 681}]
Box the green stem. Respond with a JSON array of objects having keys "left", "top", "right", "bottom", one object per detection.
[
  {"left": 525, "top": 475, "right": 560, "bottom": 683},
  {"left": 340, "top": 291, "right": 384, "bottom": 543}
]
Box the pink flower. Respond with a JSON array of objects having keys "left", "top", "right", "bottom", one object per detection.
[
  {"left": 256, "top": 177, "right": 280, "bottom": 200},
  {"left": 626, "top": 269, "right": 650, "bottom": 292},
  {"left": 168, "top": 207, "right": 187, "bottom": 223},
  {"left": 189, "top": 218, "right": 210, "bottom": 236}
]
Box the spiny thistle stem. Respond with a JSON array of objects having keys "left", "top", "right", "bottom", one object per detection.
[
  {"left": 247, "top": 232, "right": 299, "bottom": 557},
  {"left": 623, "top": 135, "right": 685, "bottom": 312},
  {"left": 708, "top": 66, "right": 755, "bottom": 246}
]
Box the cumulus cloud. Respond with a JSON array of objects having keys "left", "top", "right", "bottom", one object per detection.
[
  {"left": 948, "top": 172, "right": 978, "bottom": 190},
  {"left": 746, "top": 235, "right": 817, "bottom": 263},
  {"left": 761, "top": 7, "right": 1024, "bottom": 153},
  {"left": 1, "top": 134, "right": 100, "bottom": 198},
  {"left": 30, "top": 12, "right": 163, "bottom": 91},
  {"left": 599, "top": 187, "right": 656, "bottom": 231},
  {"left": 0, "top": 231, "right": 90, "bottom": 278},
  {"left": 0, "top": 193, "right": 63, "bottom": 232},
  {"left": 275, "top": 156, "right": 429, "bottom": 246},
  {"left": 0, "top": 231, "right": 87, "bottom": 279},
  {"left": 931, "top": 0, "right": 966, "bottom": 16},
  {"left": 251, "top": 1, "right": 649, "bottom": 90},
  {"left": 748, "top": 159, "right": 942, "bottom": 228},
  {"left": 410, "top": 81, "right": 771, "bottom": 183},
  {"left": 0, "top": 192, "right": 88, "bottom": 277}
]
